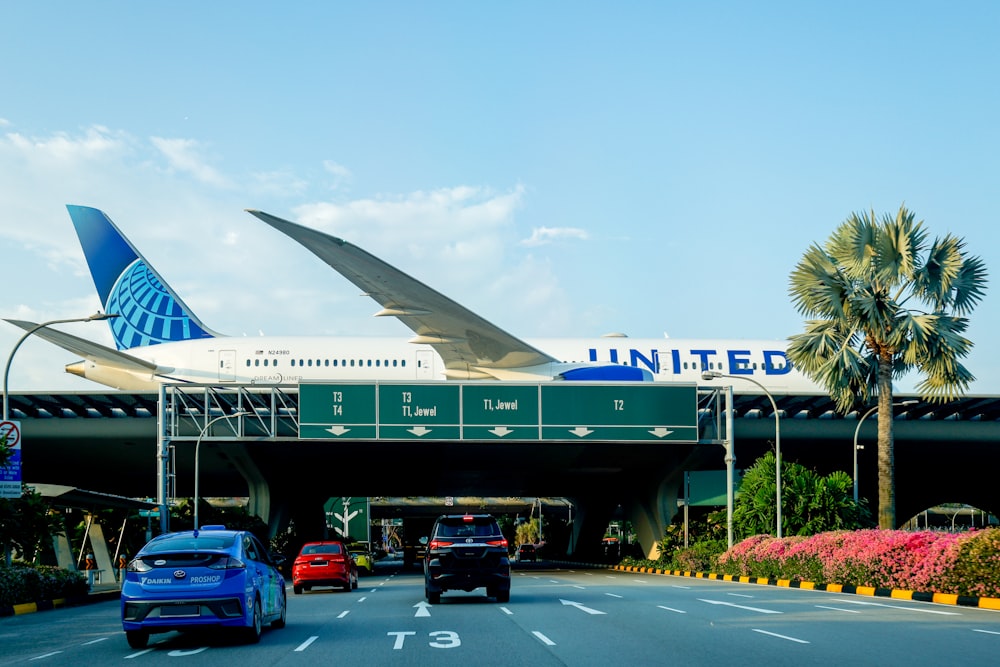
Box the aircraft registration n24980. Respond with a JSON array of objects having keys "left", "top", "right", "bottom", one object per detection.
[{"left": 3, "top": 206, "right": 820, "bottom": 394}]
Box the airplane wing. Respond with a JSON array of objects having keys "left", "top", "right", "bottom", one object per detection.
[
  {"left": 4, "top": 319, "right": 159, "bottom": 373},
  {"left": 246, "top": 210, "right": 558, "bottom": 379}
]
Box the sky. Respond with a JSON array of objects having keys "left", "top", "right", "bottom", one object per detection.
[{"left": 1, "top": 2, "right": 998, "bottom": 395}]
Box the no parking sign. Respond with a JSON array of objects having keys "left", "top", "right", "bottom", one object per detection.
[{"left": 0, "top": 420, "right": 22, "bottom": 499}]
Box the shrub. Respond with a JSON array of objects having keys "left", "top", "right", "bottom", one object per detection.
[
  {"left": 0, "top": 564, "right": 88, "bottom": 607},
  {"left": 716, "top": 529, "right": 1000, "bottom": 597}
]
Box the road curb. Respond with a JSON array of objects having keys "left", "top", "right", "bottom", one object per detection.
[
  {"left": 0, "top": 587, "right": 119, "bottom": 618},
  {"left": 611, "top": 565, "right": 1000, "bottom": 611}
]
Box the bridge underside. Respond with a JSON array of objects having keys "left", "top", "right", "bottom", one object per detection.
[{"left": 13, "top": 391, "right": 1000, "bottom": 558}]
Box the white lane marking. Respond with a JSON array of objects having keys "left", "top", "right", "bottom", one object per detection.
[
  {"left": 728, "top": 592, "right": 753, "bottom": 598},
  {"left": 699, "top": 598, "right": 782, "bottom": 614},
  {"left": 81, "top": 638, "right": 109, "bottom": 645},
  {"left": 671, "top": 585, "right": 691, "bottom": 589},
  {"left": 973, "top": 629, "right": 1000, "bottom": 635},
  {"left": 606, "top": 593, "right": 623, "bottom": 598},
  {"left": 499, "top": 606, "right": 513, "bottom": 615},
  {"left": 357, "top": 596, "right": 368, "bottom": 602},
  {"left": 753, "top": 628, "right": 810, "bottom": 644},
  {"left": 573, "top": 585, "right": 586, "bottom": 589},
  {"left": 124, "top": 648, "right": 155, "bottom": 659},
  {"left": 560, "top": 599, "right": 606, "bottom": 615},
  {"left": 414, "top": 601, "right": 432, "bottom": 617},
  {"left": 658, "top": 605, "right": 687, "bottom": 614},
  {"left": 30, "top": 652, "right": 63, "bottom": 661},
  {"left": 832, "top": 598, "right": 961, "bottom": 616},
  {"left": 168, "top": 648, "right": 208, "bottom": 656},
  {"left": 533, "top": 631, "right": 556, "bottom": 646},
  {"left": 295, "top": 636, "right": 319, "bottom": 651},
  {"left": 338, "top": 610, "right": 350, "bottom": 618},
  {"left": 815, "top": 604, "right": 861, "bottom": 614}
]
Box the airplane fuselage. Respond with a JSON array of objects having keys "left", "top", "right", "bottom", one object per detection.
[{"left": 66, "top": 335, "right": 821, "bottom": 393}]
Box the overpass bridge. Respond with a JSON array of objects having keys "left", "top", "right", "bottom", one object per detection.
[{"left": 5, "top": 384, "right": 1000, "bottom": 558}]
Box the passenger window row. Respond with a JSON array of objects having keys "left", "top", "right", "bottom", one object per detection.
[{"left": 245, "top": 358, "right": 408, "bottom": 368}]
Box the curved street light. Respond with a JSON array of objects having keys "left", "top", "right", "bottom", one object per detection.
[
  {"left": 3, "top": 312, "right": 118, "bottom": 421},
  {"left": 852, "top": 400, "right": 918, "bottom": 503},
  {"left": 702, "top": 370, "right": 782, "bottom": 538},
  {"left": 194, "top": 411, "right": 250, "bottom": 530}
]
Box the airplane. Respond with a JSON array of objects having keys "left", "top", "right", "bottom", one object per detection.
[{"left": 4, "top": 206, "right": 822, "bottom": 394}]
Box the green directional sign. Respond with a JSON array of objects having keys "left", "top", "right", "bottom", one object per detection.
[
  {"left": 461, "top": 384, "right": 540, "bottom": 440},
  {"left": 377, "top": 383, "right": 461, "bottom": 440},
  {"left": 299, "top": 383, "right": 377, "bottom": 439},
  {"left": 298, "top": 381, "right": 698, "bottom": 443},
  {"left": 540, "top": 383, "right": 698, "bottom": 442}
]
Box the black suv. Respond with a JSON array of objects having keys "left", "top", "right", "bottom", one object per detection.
[{"left": 424, "top": 514, "right": 511, "bottom": 603}]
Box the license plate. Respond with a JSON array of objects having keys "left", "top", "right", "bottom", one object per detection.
[{"left": 161, "top": 605, "right": 200, "bottom": 617}]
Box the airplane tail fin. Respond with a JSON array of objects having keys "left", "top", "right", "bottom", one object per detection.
[{"left": 66, "top": 205, "right": 219, "bottom": 350}]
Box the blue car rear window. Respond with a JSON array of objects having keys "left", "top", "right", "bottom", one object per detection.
[{"left": 145, "top": 535, "right": 236, "bottom": 553}]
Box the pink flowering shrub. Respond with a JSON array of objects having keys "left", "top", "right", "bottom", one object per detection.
[{"left": 716, "top": 528, "right": 1000, "bottom": 597}]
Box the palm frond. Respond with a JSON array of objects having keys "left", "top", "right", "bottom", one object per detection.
[{"left": 951, "top": 254, "right": 989, "bottom": 315}]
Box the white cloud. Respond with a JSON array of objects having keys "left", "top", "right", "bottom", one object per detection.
[
  {"left": 150, "top": 136, "right": 233, "bottom": 189},
  {"left": 520, "top": 226, "right": 590, "bottom": 247}
]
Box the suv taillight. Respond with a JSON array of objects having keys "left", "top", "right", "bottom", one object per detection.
[
  {"left": 429, "top": 539, "right": 453, "bottom": 550},
  {"left": 486, "top": 539, "right": 508, "bottom": 548}
]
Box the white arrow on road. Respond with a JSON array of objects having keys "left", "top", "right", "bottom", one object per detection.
[
  {"left": 568, "top": 427, "right": 594, "bottom": 438},
  {"left": 489, "top": 426, "right": 514, "bottom": 437},
  {"left": 648, "top": 427, "right": 674, "bottom": 438},
  {"left": 408, "top": 426, "right": 432, "bottom": 437},
  {"left": 698, "top": 598, "right": 782, "bottom": 614},
  {"left": 413, "top": 601, "right": 432, "bottom": 617},
  {"left": 560, "top": 599, "right": 606, "bottom": 615},
  {"left": 325, "top": 425, "right": 350, "bottom": 436}
]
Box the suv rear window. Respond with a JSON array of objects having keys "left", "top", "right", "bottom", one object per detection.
[{"left": 434, "top": 517, "right": 500, "bottom": 538}]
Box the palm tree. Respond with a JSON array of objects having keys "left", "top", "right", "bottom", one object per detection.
[{"left": 786, "top": 205, "right": 987, "bottom": 528}]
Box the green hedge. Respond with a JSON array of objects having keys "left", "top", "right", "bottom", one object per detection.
[{"left": 0, "top": 564, "right": 89, "bottom": 607}]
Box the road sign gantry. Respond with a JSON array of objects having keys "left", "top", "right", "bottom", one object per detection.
[{"left": 298, "top": 381, "right": 698, "bottom": 443}]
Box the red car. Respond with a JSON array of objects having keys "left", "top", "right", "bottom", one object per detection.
[{"left": 292, "top": 541, "right": 358, "bottom": 594}]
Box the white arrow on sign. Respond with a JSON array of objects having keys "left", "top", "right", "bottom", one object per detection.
[
  {"left": 489, "top": 426, "right": 513, "bottom": 437},
  {"left": 648, "top": 427, "right": 674, "bottom": 438},
  {"left": 569, "top": 427, "right": 594, "bottom": 438},
  {"left": 408, "top": 426, "right": 432, "bottom": 437},
  {"left": 560, "top": 599, "right": 606, "bottom": 615},
  {"left": 325, "top": 425, "right": 351, "bottom": 436},
  {"left": 413, "top": 601, "right": 432, "bottom": 617}
]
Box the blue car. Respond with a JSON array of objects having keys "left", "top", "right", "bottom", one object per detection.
[{"left": 121, "top": 525, "right": 286, "bottom": 648}]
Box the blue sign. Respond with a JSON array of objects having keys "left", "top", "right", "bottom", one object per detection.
[{"left": 0, "top": 420, "right": 22, "bottom": 499}]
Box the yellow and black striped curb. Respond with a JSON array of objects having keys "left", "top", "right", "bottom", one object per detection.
[{"left": 611, "top": 564, "right": 1000, "bottom": 611}]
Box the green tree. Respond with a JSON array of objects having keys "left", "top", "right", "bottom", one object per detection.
[
  {"left": 787, "top": 205, "right": 987, "bottom": 528},
  {"left": 0, "top": 487, "right": 65, "bottom": 564},
  {"left": 733, "top": 452, "right": 871, "bottom": 539},
  {"left": 0, "top": 432, "right": 10, "bottom": 468}
]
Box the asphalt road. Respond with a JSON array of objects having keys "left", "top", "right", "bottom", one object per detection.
[{"left": 2, "top": 561, "right": 999, "bottom": 666}]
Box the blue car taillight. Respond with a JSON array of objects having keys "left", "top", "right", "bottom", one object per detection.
[{"left": 207, "top": 556, "right": 247, "bottom": 570}]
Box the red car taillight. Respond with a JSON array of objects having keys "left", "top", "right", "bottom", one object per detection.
[
  {"left": 429, "top": 540, "right": 453, "bottom": 550},
  {"left": 486, "top": 539, "right": 508, "bottom": 548}
]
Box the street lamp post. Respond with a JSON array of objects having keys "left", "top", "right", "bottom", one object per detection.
[
  {"left": 852, "top": 400, "right": 918, "bottom": 503},
  {"left": 193, "top": 411, "right": 250, "bottom": 530},
  {"left": 3, "top": 312, "right": 118, "bottom": 421},
  {"left": 703, "top": 370, "right": 782, "bottom": 538}
]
